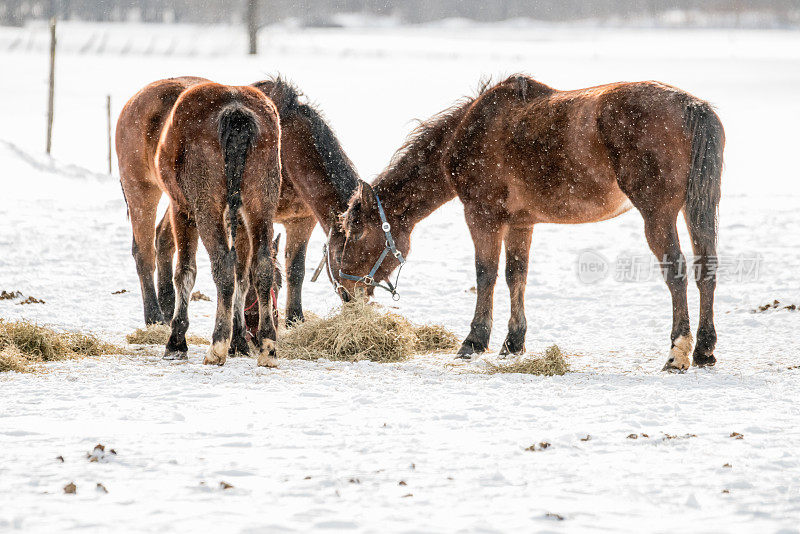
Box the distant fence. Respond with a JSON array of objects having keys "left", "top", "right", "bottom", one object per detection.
[
  {"left": 2, "top": 0, "right": 799, "bottom": 27},
  {"left": 0, "top": 23, "right": 246, "bottom": 56}
]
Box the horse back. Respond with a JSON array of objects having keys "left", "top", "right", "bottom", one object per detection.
[
  {"left": 156, "top": 83, "right": 281, "bottom": 213},
  {"left": 116, "top": 76, "right": 209, "bottom": 182}
]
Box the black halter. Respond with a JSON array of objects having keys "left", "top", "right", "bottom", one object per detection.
[
  {"left": 312, "top": 191, "right": 406, "bottom": 300},
  {"left": 340, "top": 192, "right": 406, "bottom": 300}
]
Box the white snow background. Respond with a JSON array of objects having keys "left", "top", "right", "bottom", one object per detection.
[{"left": 0, "top": 21, "right": 799, "bottom": 532}]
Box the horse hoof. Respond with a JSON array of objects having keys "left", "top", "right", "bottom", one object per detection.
[
  {"left": 662, "top": 334, "right": 692, "bottom": 372},
  {"left": 228, "top": 336, "right": 251, "bottom": 357},
  {"left": 257, "top": 340, "right": 278, "bottom": 368},
  {"left": 163, "top": 350, "right": 187, "bottom": 361},
  {"left": 203, "top": 342, "right": 228, "bottom": 366},
  {"left": 456, "top": 340, "right": 486, "bottom": 359},
  {"left": 693, "top": 353, "right": 717, "bottom": 367},
  {"left": 499, "top": 340, "right": 525, "bottom": 357},
  {"left": 661, "top": 359, "right": 687, "bottom": 373}
]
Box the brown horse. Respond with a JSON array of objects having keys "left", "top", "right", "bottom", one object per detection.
[
  {"left": 117, "top": 77, "right": 359, "bottom": 356},
  {"left": 334, "top": 75, "right": 723, "bottom": 372},
  {"left": 152, "top": 82, "right": 281, "bottom": 366}
]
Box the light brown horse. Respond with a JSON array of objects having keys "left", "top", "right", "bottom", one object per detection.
[
  {"left": 334, "top": 75, "right": 723, "bottom": 371},
  {"left": 151, "top": 82, "right": 281, "bottom": 366},
  {"left": 117, "top": 77, "right": 359, "bottom": 357}
]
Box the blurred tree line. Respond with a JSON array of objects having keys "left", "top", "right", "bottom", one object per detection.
[{"left": 1, "top": 0, "right": 798, "bottom": 26}]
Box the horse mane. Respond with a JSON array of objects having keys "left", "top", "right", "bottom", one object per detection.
[
  {"left": 374, "top": 79, "right": 494, "bottom": 190},
  {"left": 252, "top": 76, "right": 359, "bottom": 207}
]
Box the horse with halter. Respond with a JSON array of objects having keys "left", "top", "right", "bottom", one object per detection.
[{"left": 332, "top": 75, "right": 724, "bottom": 372}]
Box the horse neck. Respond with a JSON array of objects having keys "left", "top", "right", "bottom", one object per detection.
[
  {"left": 282, "top": 114, "right": 359, "bottom": 231},
  {"left": 372, "top": 107, "right": 469, "bottom": 230}
]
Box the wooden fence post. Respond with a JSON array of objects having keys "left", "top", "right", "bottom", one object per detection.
[
  {"left": 247, "top": 0, "right": 258, "bottom": 55},
  {"left": 107, "top": 95, "right": 113, "bottom": 174},
  {"left": 46, "top": 17, "right": 56, "bottom": 155}
]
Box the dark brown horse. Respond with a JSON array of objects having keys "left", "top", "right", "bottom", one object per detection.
[
  {"left": 334, "top": 75, "right": 723, "bottom": 371},
  {"left": 153, "top": 82, "right": 281, "bottom": 366},
  {"left": 117, "top": 77, "right": 359, "bottom": 357}
]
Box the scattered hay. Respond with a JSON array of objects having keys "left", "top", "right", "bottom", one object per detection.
[
  {"left": 278, "top": 298, "right": 459, "bottom": 362},
  {"left": 125, "top": 324, "right": 209, "bottom": 346},
  {"left": 111, "top": 289, "right": 127, "bottom": 295},
  {"left": 486, "top": 345, "right": 571, "bottom": 376},
  {"left": 413, "top": 324, "right": 460, "bottom": 353},
  {"left": 0, "top": 290, "right": 22, "bottom": 300},
  {"left": 753, "top": 300, "right": 797, "bottom": 312},
  {"left": 18, "top": 296, "right": 45, "bottom": 305},
  {"left": 525, "top": 441, "right": 551, "bottom": 452},
  {"left": 0, "top": 345, "right": 30, "bottom": 373},
  {"left": 191, "top": 291, "right": 211, "bottom": 302},
  {"left": 0, "top": 320, "right": 124, "bottom": 373}
]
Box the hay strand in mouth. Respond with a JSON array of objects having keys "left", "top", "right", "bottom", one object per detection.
[
  {"left": 0, "top": 319, "right": 124, "bottom": 373},
  {"left": 125, "top": 324, "right": 209, "bottom": 346},
  {"left": 485, "top": 345, "right": 571, "bottom": 376},
  {"left": 278, "top": 298, "right": 459, "bottom": 362}
]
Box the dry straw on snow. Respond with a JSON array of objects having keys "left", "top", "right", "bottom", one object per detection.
[
  {"left": 0, "top": 319, "right": 123, "bottom": 373},
  {"left": 486, "top": 345, "right": 571, "bottom": 376},
  {"left": 278, "top": 298, "right": 459, "bottom": 362},
  {"left": 126, "top": 324, "right": 209, "bottom": 346}
]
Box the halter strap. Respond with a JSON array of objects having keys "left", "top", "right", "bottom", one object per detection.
[{"left": 338, "top": 192, "right": 406, "bottom": 299}]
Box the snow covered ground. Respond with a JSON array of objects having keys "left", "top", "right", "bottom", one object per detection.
[{"left": 1, "top": 22, "right": 799, "bottom": 532}]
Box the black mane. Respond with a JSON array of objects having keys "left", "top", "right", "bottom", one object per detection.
[
  {"left": 374, "top": 81, "right": 492, "bottom": 189},
  {"left": 252, "top": 76, "right": 359, "bottom": 208}
]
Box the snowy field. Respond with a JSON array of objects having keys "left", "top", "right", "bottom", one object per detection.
[{"left": 1, "top": 21, "right": 800, "bottom": 532}]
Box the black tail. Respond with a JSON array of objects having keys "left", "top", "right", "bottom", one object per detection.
[
  {"left": 684, "top": 101, "right": 724, "bottom": 252},
  {"left": 218, "top": 105, "right": 257, "bottom": 246}
]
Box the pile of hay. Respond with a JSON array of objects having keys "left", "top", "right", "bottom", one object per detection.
[
  {"left": 0, "top": 319, "right": 123, "bottom": 373},
  {"left": 486, "top": 345, "right": 571, "bottom": 376},
  {"left": 278, "top": 299, "right": 460, "bottom": 362},
  {"left": 126, "top": 324, "right": 209, "bottom": 346}
]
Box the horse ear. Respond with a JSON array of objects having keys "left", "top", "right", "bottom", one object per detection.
[{"left": 359, "top": 180, "right": 376, "bottom": 213}]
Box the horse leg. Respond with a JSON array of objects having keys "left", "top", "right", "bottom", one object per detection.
[
  {"left": 155, "top": 208, "right": 176, "bottom": 321},
  {"left": 250, "top": 221, "right": 278, "bottom": 368},
  {"left": 500, "top": 225, "right": 533, "bottom": 356},
  {"left": 685, "top": 212, "right": 718, "bottom": 367},
  {"left": 125, "top": 182, "right": 163, "bottom": 325},
  {"left": 641, "top": 212, "right": 693, "bottom": 372},
  {"left": 196, "top": 213, "right": 237, "bottom": 366},
  {"left": 283, "top": 216, "right": 316, "bottom": 325},
  {"left": 230, "top": 222, "right": 253, "bottom": 357},
  {"left": 457, "top": 215, "right": 505, "bottom": 358},
  {"left": 164, "top": 208, "right": 198, "bottom": 360}
]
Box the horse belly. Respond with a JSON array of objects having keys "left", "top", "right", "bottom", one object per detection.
[{"left": 510, "top": 163, "right": 631, "bottom": 225}]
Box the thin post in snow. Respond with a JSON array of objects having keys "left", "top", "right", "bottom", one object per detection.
[
  {"left": 106, "top": 95, "right": 113, "bottom": 175},
  {"left": 46, "top": 17, "right": 56, "bottom": 155},
  {"left": 247, "top": 0, "right": 258, "bottom": 55}
]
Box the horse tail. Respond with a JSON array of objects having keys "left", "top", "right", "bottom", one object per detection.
[
  {"left": 218, "top": 105, "right": 257, "bottom": 247},
  {"left": 684, "top": 100, "right": 724, "bottom": 254}
]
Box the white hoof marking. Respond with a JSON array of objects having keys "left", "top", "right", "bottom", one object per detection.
[
  {"left": 257, "top": 340, "right": 278, "bottom": 368},
  {"left": 664, "top": 334, "right": 693, "bottom": 371},
  {"left": 203, "top": 341, "right": 229, "bottom": 366}
]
